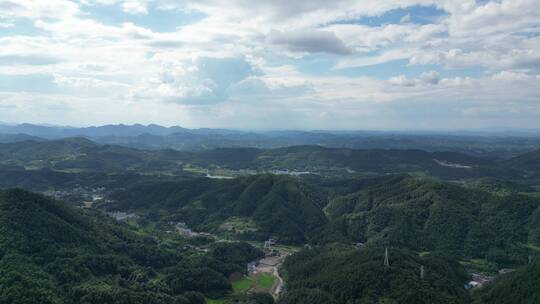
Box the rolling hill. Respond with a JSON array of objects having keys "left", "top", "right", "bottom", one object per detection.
[
  {"left": 504, "top": 149, "right": 540, "bottom": 178},
  {"left": 0, "top": 188, "right": 263, "bottom": 304},
  {"left": 110, "top": 174, "right": 328, "bottom": 244},
  {"left": 318, "top": 175, "right": 540, "bottom": 266},
  {"left": 0, "top": 137, "right": 534, "bottom": 179},
  {"left": 278, "top": 245, "right": 471, "bottom": 304},
  {"left": 109, "top": 173, "right": 540, "bottom": 266},
  {"left": 472, "top": 261, "right": 540, "bottom": 304}
]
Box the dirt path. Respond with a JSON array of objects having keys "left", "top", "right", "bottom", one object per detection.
[{"left": 272, "top": 266, "right": 284, "bottom": 297}]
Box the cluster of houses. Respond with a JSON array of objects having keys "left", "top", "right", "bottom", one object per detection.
[
  {"left": 44, "top": 186, "right": 109, "bottom": 208},
  {"left": 172, "top": 222, "right": 214, "bottom": 239},
  {"left": 466, "top": 268, "right": 515, "bottom": 289},
  {"left": 270, "top": 169, "right": 312, "bottom": 176},
  {"left": 248, "top": 238, "right": 283, "bottom": 274},
  {"left": 107, "top": 211, "right": 138, "bottom": 221}
]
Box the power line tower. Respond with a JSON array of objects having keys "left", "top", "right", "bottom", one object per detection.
[
  {"left": 384, "top": 247, "right": 390, "bottom": 268},
  {"left": 420, "top": 265, "right": 425, "bottom": 280}
]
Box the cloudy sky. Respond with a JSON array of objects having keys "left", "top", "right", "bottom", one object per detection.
[{"left": 0, "top": 0, "right": 539, "bottom": 129}]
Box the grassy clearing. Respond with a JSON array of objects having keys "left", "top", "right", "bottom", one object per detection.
[
  {"left": 232, "top": 273, "right": 276, "bottom": 293},
  {"left": 527, "top": 243, "right": 540, "bottom": 252},
  {"left": 521, "top": 191, "right": 540, "bottom": 199},
  {"left": 220, "top": 217, "right": 259, "bottom": 233},
  {"left": 460, "top": 258, "right": 498, "bottom": 275}
]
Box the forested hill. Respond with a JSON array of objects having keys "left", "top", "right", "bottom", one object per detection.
[
  {"left": 504, "top": 148, "right": 540, "bottom": 178},
  {"left": 278, "top": 245, "right": 471, "bottom": 304},
  {"left": 0, "top": 138, "right": 530, "bottom": 179},
  {"left": 0, "top": 189, "right": 264, "bottom": 304},
  {"left": 111, "top": 174, "right": 328, "bottom": 244},
  {"left": 318, "top": 175, "right": 540, "bottom": 266},
  {"left": 2, "top": 123, "right": 540, "bottom": 158},
  {"left": 180, "top": 146, "right": 504, "bottom": 178},
  {"left": 109, "top": 174, "right": 540, "bottom": 266},
  {"left": 472, "top": 261, "right": 540, "bottom": 304}
]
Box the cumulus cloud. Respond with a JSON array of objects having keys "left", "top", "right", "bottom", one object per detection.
[
  {"left": 0, "top": 0, "right": 539, "bottom": 128},
  {"left": 388, "top": 71, "right": 440, "bottom": 87},
  {"left": 0, "top": 54, "right": 62, "bottom": 66},
  {"left": 131, "top": 56, "right": 259, "bottom": 105},
  {"left": 53, "top": 73, "right": 129, "bottom": 89},
  {"left": 268, "top": 29, "right": 351, "bottom": 55}
]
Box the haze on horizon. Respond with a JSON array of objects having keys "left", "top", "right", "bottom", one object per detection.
[{"left": 1, "top": 0, "right": 539, "bottom": 130}]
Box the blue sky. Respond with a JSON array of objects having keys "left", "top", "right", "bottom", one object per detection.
[{"left": 0, "top": 0, "right": 539, "bottom": 129}]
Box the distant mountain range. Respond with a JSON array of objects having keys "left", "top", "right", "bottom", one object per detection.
[
  {"left": 0, "top": 137, "right": 538, "bottom": 182},
  {"left": 2, "top": 123, "right": 540, "bottom": 157}
]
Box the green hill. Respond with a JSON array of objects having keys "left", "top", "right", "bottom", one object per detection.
[
  {"left": 111, "top": 174, "right": 328, "bottom": 244},
  {"left": 181, "top": 146, "right": 513, "bottom": 179},
  {"left": 315, "top": 175, "right": 540, "bottom": 266},
  {"left": 278, "top": 245, "right": 471, "bottom": 304},
  {"left": 473, "top": 261, "right": 540, "bottom": 304},
  {"left": 110, "top": 174, "right": 540, "bottom": 264},
  {"left": 0, "top": 189, "right": 263, "bottom": 304},
  {"left": 505, "top": 149, "right": 540, "bottom": 178},
  {"left": 0, "top": 139, "right": 528, "bottom": 179}
]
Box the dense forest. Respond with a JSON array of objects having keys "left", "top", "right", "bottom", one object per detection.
[
  {"left": 0, "top": 189, "right": 265, "bottom": 304},
  {"left": 109, "top": 174, "right": 540, "bottom": 267},
  {"left": 1, "top": 134, "right": 540, "bottom": 303},
  {"left": 472, "top": 261, "right": 540, "bottom": 303},
  {"left": 278, "top": 245, "right": 471, "bottom": 304},
  {"left": 1, "top": 138, "right": 538, "bottom": 179},
  {"left": 2, "top": 123, "right": 540, "bottom": 158},
  {"left": 317, "top": 175, "right": 540, "bottom": 266},
  {"left": 110, "top": 174, "right": 328, "bottom": 244}
]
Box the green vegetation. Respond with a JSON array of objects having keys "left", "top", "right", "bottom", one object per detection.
[
  {"left": 316, "top": 175, "right": 540, "bottom": 267},
  {"left": 111, "top": 174, "right": 328, "bottom": 244},
  {"left": 220, "top": 217, "right": 260, "bottom": 234},
  {"left": 0, "top": 189, "right": 263, "bottom": 304},
  {"left": 460, "top": 259, "right": 499, "bottom": 275},
  {"left": 278, "top": 244, "right": 471, "bottom": 304},
  {"left": 473, "top": 261, "right": 540, "bottom": 304},
  {"left": 232, "top": 274, "right": 276, "bottom": 293},
  {"left": 2, "top": 136, "right": 540, "bottom": 303},
  {"left": 109, "top": 173, "right": 540, "bottom": 266},
  {"left": 1, "top": 138, "right": 539, "bottom": 180}
]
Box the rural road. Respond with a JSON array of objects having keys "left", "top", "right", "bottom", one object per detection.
[{"left": 272, "top": 266, "right": 284, "bottom": 297}]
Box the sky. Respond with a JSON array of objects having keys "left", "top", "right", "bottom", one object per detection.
[{"left": 0, "top": 0, "right": 539, "bottom": 130}]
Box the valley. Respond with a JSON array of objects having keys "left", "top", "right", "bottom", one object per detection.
[
  {"left": 3, "top": 0, "right": 540, "bottom": 302},
  {"left": 1, "top": 132, "right": 540, "bottom": 303}
]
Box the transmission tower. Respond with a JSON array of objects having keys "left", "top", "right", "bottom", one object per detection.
[
  {"left": 420, "top": 265, "right": 425, "bottom": 280},
  {"left": 384, "top": 247, "right": 390, "bottom": 267}
]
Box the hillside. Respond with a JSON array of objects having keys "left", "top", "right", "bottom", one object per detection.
[
  {"left": 110, "top": 174, "right": 328, "bottom": 244},
  {"left": 278, "top": 245, "right": 471, "bottom": 304},
  {"left": 2, "top": 123, "right": 540, "bottom": 158},
  {"left": 164, "top": 146, "right": 518, "bottom": 179},
  {"left": 0, "top": 138, "right": 533, "bottom": 180},
  {"left": 0, "top": 139, "right": 188, "bottom": 173},
  {"left": 318, "top": 175, "right": 540, "bottom": 266},
  {"left": 253, "top": 146, "right": 509, "bottom": 179},
  {"left": 0, "top": 189, "right": 263, "bottom": 304},
  {"left": 505, "top": 149, "right": 540, "bottom": 178},
  {"left": 473, "top": 261, "right": 540, "bottom": 304},
  {"left": 109, "top": 174, "right": 540, "bottom": 264}
]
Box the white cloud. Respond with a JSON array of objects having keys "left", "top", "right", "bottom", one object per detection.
[
  {"left": 131, "top": 56, "right": 259, "bottom": 105},
  {"left": 53, "top": 73, "right": 130, "bottom": 89},
  {"left": 121, "top": 0, "right": 149, "bottom": 14},
  {"left": 387, "top": 71, "right": 440, "bottom": 87},
  {"left": 0, "top": 0, "right": 539, "bottom": 128},
  {"left": 268, "top": 29, "right": 351, "bottom": 55}
]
